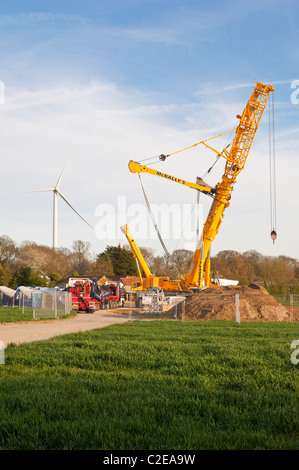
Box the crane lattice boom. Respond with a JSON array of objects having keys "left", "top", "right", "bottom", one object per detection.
[{"left": 186, "top": 82, "right": 274, "bottom": 286}]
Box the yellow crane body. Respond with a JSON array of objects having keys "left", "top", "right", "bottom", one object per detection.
[
  {"left": 126, "top": 82, "right": 274, "bottom": 290},
  {"left": 128, "top": 161, "right": 215, "bottom": 196},
  {"left": 185, "top": 82, "right": 274, "bottom": 287},
  {"left": 121, "top": 224, "right": 193, "bottom": 292}
]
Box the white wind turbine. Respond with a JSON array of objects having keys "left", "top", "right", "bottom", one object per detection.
[{"left": 24, "top": 158, "right": 93, "bottom": 251}]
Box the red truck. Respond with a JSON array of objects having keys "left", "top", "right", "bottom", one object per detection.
[
  {"left": 67, "top": 278, "right": 96, "bottom": 313},
  {"left": 96, "top": 281, "right": 126, "bottom": 309}
]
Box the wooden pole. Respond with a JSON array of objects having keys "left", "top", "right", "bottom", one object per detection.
[{"left": 235, "top": 293, "right": 240, "bottom": 323}]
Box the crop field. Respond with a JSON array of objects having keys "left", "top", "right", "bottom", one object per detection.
[{"left": 0, "top": 320, "right": 298, "bottom": 450}]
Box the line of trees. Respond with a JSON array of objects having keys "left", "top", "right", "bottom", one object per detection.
[
  {"left": 210, "top": 250, "right": 299, "bottom": 294},
  {"left": 0, "top": 234, "right": 298, "bottom": 293},
  {"left": 0, "top": 235, "right": 138, "bottom": 288},
  {"left": 138, "top": 247, "right": 299, "bottom": 294}
]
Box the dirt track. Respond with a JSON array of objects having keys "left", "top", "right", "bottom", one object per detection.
[{"left": 0, "top": 310, "right": 129, "bottom": 347}]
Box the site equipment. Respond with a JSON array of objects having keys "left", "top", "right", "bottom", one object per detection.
[
  {"left": 94, "top": 281, "right": 126, "bottom": 309},
  {"left": 128, "top": 82, "right": 274, "bottom": 289},
  {"left": 121, "top": 224, "right": 194, "bottom": 292},
  {"left": 67, "top": 278, "right": 126, "bottom": 311},
  {"left": 66, "top": 278, "right": 96, "bottom": 313},
  {"left": 135, "top": 287, "right": 165, "bottom": 312}
]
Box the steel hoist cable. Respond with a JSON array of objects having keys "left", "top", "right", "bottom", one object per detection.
[
  {"left": 138, "top": 174, "right": 182, "bottom": 280},
  {"left": 136, "top": 132, "right": 235, "bottom": 273},
  {"left": 269, "top": 91, "right": 277, "bottom": 244},
  {"left": 135, "top": 128, "right": 239, "bottom": 274},
  {"left": 137, "top": 128, "right": 237, "bottom": 165}
]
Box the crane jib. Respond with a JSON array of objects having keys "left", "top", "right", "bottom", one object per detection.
[{"left": 156, "top": 171, "right": 185, "bottom": 184}]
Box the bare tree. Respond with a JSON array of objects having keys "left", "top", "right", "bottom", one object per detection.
[
  {"left": 17, "top": 242, "right": 73, "bottom": 278},
  {"left": 71, "top": 240, "right": 93, "bottom": 274},
  {"left": 0, "top": 235, "right": 18, "bottom": 264}
]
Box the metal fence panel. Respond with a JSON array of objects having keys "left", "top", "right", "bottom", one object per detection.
[
  {"left": 18, "top": 290, "right": 73, "bottom": 320},
  {"left": 33, "top": 291, "right": 73, "bottom": 319},
  {"left": 124, "top": 292, "right": 298, "bottom": 322}
]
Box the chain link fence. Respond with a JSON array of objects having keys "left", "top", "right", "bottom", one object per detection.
[
  {"left": 121, "top": 291, "right": 298, "bottom": 322},
  {"left": 1, "top": 287, "right": 298, "bottom": 322},
  {"left": 0, "top": 289, "right": 73, "bottom": 320},
  {"left": 121, "top": 291, "right": 186, "bottom": 321},
  {"left": 273, "top": 294, "right": 299, "bottom": 322},
  {"left": 31, "top": 290, "right": 73, "bottom": 320}
]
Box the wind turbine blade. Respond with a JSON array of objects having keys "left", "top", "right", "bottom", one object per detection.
[
  {"left": 17, "top": 188, "right": 54, "bottom": 196},
  {"left": 55, "top": 141, "right": 72, "bottom": 189},
  {"left": 57, "top": 190, "right": 94, "bottom": 230},
  {"left": 55, "top": 160, "right": 68, "bottom": 190}
]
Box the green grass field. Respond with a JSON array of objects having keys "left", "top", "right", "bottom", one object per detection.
[
  {"left": 0, "top": 320, "right": 298, "bottom": 450},
  {"left": 0, "top": 307, "right": 77, "bottom": 322}
]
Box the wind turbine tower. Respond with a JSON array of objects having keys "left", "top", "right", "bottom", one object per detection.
[{"left": 24, "top": 159, "right": 93, "bottom": 251}]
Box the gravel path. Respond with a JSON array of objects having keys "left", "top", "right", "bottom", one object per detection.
[{"left": 0, "top": 311, "right": 130, "bottom": 347}]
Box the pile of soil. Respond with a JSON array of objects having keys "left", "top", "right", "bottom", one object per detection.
[{"left": 168, "top": 283, "right": 289, "bottom": 322}]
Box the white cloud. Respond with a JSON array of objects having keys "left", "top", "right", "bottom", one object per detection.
[
  {"left": 0, "top": 13, "right": 88, "bottom": 26},
  {"left": 1, "top": 81, "right": 205, "bottom": 251},
  {"left": 116, "top": 27, "right": 183, "bottom": 45}
]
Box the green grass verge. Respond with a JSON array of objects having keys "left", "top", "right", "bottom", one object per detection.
[
  {"left": 277, "top": 300, "right": 299, "bottom": 307},
  {"left": 0, "top": 320, "right": 298, "bottom": 450},
  {"left": 0, "top": 307, "right": 77, "bottom": 322}
]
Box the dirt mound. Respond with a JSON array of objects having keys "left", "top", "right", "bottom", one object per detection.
[{"left": 169, "top": 283, "right": 289, "bottom": 322}]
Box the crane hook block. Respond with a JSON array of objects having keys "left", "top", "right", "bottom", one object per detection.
[
  {"left": 159, "top": 154, "right": 167, "bottom": 161},
  {"left": 270, "top": 230, "right": 277, "bottom": 244}
]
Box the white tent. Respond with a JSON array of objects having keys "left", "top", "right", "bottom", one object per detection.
[
  {"left": 0, "top": 286, "right": 16, "bottom": 298},
  {"left": 16, "top": 286, "right": 33, "bottom": 299}
]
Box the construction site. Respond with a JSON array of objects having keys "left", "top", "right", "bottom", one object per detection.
[
  {"left": 1, "top": 82, "right": 296, "bottom": 324},
  {"left": 108, "top": 82, "right": 295, "bottom": 323}
]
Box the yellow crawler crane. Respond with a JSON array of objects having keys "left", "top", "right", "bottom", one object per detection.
[
  {"left": 128, "top": 82, "right": 274, "bottom": 289},
  {"left": 120, "top": 224, "right": 192, "bottom": 292},
  {"left": 120, "top": 224, "right": 154, "bottom": 290}
]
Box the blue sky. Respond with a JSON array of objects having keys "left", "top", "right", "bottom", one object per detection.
[{"left": 0, "top": 0, "right": 298, "bottom": 259}]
